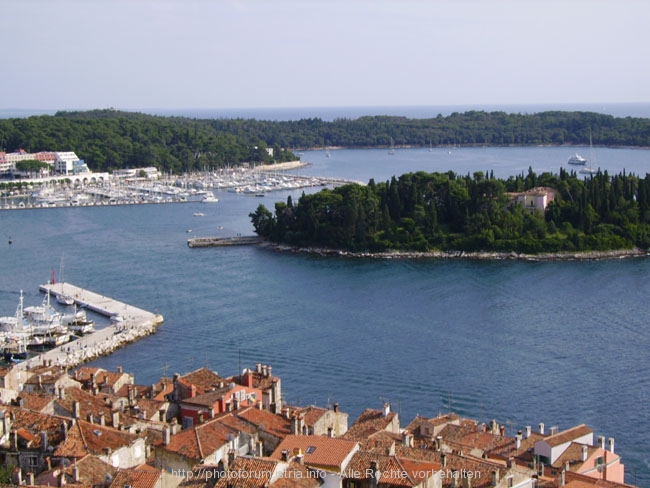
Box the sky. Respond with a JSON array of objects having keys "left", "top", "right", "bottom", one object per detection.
[{"left": 3, "top": 0, "right": 650, "bottom": 111}]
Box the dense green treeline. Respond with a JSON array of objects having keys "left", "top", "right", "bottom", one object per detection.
[
  {"left": 1, "top": 109, "right": 649, "bottom": 175},
  {"left": 250, "top": 169, "right": 650, "bottom": 254},
  {"left": 0, "top": 110, "right": 297, "bottom": 173}
]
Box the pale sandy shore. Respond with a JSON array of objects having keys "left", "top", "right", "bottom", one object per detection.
[{"left": 253, "top": 160, "right": 309, "bottom": 172}]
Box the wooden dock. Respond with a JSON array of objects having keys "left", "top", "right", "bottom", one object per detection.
[{"left": 12, "top": 283, "right": 164, "bottom": 371}]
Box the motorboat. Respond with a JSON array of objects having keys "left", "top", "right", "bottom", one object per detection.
[
  {"left": 56, "top": 293, "right": 75, "bottom": 306},
  {"left": 62, "top": 307, "right": 95, "bottom": 335},
  {"left": 201, "top": 192, "right": 219, "bottom": 203},
  {"left": 2, "top": 334, "right": 29, "bottom": 362},
  {"left": 568, "top": 153, "right": 587, "bottom": 165}
]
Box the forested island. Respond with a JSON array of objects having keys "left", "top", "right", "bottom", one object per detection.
[
  {"left": 249, "top": 168, "right": 650, "bottom": 256},
  {"left": 1, "top": 109, "right": 649, "bottom": 173}
]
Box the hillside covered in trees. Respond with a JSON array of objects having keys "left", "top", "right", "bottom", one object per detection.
[
  {"left": 249, "top": 168, "right": 650, "bottom": 254},
  {"left": 0, "top": 110, "right": 649, "bottom": 174}
]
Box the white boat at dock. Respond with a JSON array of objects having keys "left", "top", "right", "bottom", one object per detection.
[{"left": 62, "top": 307, "right": 96, "bottom": 335}]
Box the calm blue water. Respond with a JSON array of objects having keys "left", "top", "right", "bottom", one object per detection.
[{"left": 1, "top": 147, "right": 650, "bottom": 486}]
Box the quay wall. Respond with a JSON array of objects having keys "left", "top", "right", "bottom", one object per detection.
[{"left": 13, "top": 283, "right": 164, "bottom": 372}]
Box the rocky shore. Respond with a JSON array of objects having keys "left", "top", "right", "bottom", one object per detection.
[{"left": 260, "top": 241, "right": 649, "bottom": 261}]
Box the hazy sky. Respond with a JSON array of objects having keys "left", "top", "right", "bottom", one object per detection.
[{"left": 3, "top": 0, "right": 649, "bottom": 111}]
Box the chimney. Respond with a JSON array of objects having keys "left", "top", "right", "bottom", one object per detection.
[
  {"left": 10, "top": 429, "right": 18, "bottom": 451},
  {"left": 255, "top": 441, "right": 264, "bottom": 457},
  {"left": 73, "top": 401, "right": 80, "bottom": 419},
  {"left": 538, "top": 422, "right": 545, "bottom": 435},
  {"left": 73, "top": 463, "right": 79, "bottom": 482},
  {"left": 117, "top": 365, "right": 123, "bottom": 374},
  {"left": 525, "top": 425, "right": 531, "bottom": 438},
  {"left": 245, "top": 371, "right": 253, "bottom": 388},
  {"left": 87, "top": 413, "right": 94, "bottom": 424},
  {"left": 333, "top": 402, "right": 339, "bottom": 413},
  {"left": 99, "top": 412, "right": 105, "bottom": 426},
  {"left": 608, "top": 437, "right": 615, "bottom": 453},
  {"left": 549, "top": 426, "right": 559, "bottom": 435},
  {"left": 267, "top": 365, "right": 272, "bottom": 377},
  {"left": 598, "top": 435, "right": 605, "bottom": 449},
  {"left": 296, "top": 450, "right": 304, "bottom": 465},
  {"left": 382, "top": 403, "right": 390, "bottom": 417},
  {"left": 560, "top": 469, "right": 566, "bottom": 487},
  {"left": 112, "top": 410, "right": 119, "bottom": 427},
  {"left": 441, "top": 453, "right": 447, "bottom": 468},
  {"left": 163, "top": 425, "right": 171, "bottom": 445},
  {"left": 281, "top": 449, "right": 289, "bottom": 461},
  {"left": 515, "top": 431, "right": 522, "bottom": 450},
  {"left": 256, "top": 363, "right": 262, "bottom": 374},
  {"left": 435, "top": 435, "right": 443, "bottom": 452},
  {"left": 59, "top": 470, "right": 66, "bottom": 487},
  {"left": 499, "top": 425, "right": 505, "bottom": 437},
  {"left": 58, "top": 387, "right": 65, "bottom": 400},
  {"left": 40, "top": 432, "right": 48, "bottom": 452},
  {"left": 60, "top": 421, "right": 68, "bottom": 440},
  {"left": 402, "top": 431, "right": 413, "bottom": 447}
]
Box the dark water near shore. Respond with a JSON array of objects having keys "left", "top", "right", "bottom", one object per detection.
[{"left": 1, "top": 146, "right": 650, "bottom": 485}]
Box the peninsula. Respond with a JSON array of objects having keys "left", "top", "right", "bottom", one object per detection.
[{"left": 250, "top": 168, "right": 650, "bottom": 257}]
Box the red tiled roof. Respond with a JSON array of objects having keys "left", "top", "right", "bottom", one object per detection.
[
  {"left": 344, "top": 408, "right": 398, "bottom": 440},
  {"left": 543, "top": 424, "right": 593, "bottom": 448},
  {"left": 237, "top": 407, "right": 291, "bottom": 439},
  {"left": 270, "top": 435, "right": 358, "bottom": 472},
  {"left": 110, "top": 468, "right": 161, "bottom": 488},
  {"left": 213, "top": 457, "right": 277, "bottom": 488}
]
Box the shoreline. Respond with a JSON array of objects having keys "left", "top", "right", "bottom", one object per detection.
[
  {"left": 253, "top": 160, "right": 309, "bottom": 171},
  {"left": 260, "top": 242, "right": 649, "bottom": 261}
]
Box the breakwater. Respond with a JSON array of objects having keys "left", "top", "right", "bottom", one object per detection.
[
  {"left": 187, "top": 236, "right": 263, "bottom": 248},
  {"left": 13, "top": 283, "right": 164, "bottom": 371}
]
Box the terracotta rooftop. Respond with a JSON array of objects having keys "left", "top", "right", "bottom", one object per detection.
[
  {"left": 179, "top": 367, "right": 225, "bottom": 393},
  {"left": 109, "top": 468, "right": 161, "bottom": 488},
  {"left": 156, "top": 417, "right": 239, "bottom": 461},
  {"left": 14, "top": 392, "right": 55, "bottom": 412},
  {"left": 543, "top": 424, "right": 593, "bottom": 448},
  {"left": 344, "top": 451, "right": 437, "bottom": 487},
  {"left": 237, "top": 406, "right": 291, "bottom": 439},
  {"left": 55, "top": 419, "right": 142, "bottom": 457},
  {"left": 213, "top": 457, "right": 277, "bottom": 488},
  {"left": 343, "top": 408, "right": 398, "bottom": 440},
  {"left": 270, "top": 435, "right": 359, "bottom": 472}
]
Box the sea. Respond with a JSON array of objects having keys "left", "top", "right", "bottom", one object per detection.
[{"left": 1, "top": 106, "right": 650, "bottom": 485}]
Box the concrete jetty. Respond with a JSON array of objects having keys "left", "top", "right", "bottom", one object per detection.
[
  {"left": 187, "top": 235, "right": 262, "bottom": 248},
  {"left": 12, "top": 283, "right": 164, "bottom": 371}
]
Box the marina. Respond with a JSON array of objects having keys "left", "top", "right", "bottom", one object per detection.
[
  {"left": 0, "top": 162, "right": 363, "bottom": 211},
  {"left": 4, "top": 283, "right": 163, "bottom": 371}
]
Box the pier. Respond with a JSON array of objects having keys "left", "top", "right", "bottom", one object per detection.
[
  {"left": 187, "top": 235, "right": 263, "bottom": 248},
  {"left": 12, "top": 283, "right": 164, "bottom": 371}
]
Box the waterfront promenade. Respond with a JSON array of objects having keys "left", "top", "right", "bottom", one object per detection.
[{"left": 13, "top": 283, "right": 164, "bottom": 371}]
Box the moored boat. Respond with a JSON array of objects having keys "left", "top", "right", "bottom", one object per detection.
[{"left": 568, "top": 153, "right": 587, "bottom": 165}]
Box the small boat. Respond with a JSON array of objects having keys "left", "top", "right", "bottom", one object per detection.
[
  {"left": 193, "top": 212, "right": 205, "bottom": 217},
  {"left": 388, "top": 137, "right": 395, "bottom": 155},
  {"left": 62, "top": 308, "right": 95, "bottom": 335},
  {"left": 579, "top": 166, "right": 597, "bottom": 175},
  {"left": 56, "top": 293, "right": 75, "bottom": 306},
  {"left": 568, "top": 153, "right": 587, "bottom": 165},
  {"left": 3, "top": 335, "right": 29, "bottom": 362},
  {"left": 201, "top": 192, "right": 219, "bottom": 203}
]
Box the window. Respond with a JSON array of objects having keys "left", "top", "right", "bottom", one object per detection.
[{"left": 306, "top": 446, "right": 316, "bottom": 454}]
